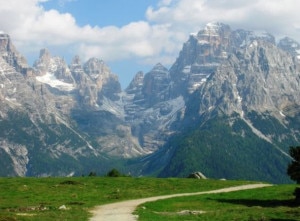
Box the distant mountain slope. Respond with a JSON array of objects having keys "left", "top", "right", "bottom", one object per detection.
[
  {"left": 1, "top": 23, "right": 300, "bottom": 183},
  {"left": 138, "top": 23, "right": 300, "bottom": 183}
]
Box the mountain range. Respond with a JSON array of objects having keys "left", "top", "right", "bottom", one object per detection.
[{"left": 1, "top": 22, "right": 300, "bottom": 183}]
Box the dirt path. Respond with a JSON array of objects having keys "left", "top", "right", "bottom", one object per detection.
[{"left": 89, "top": 183, "right": 272, "bottom": 221}]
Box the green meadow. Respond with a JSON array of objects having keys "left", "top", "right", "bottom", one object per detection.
[
  {"left": 136, "top": 184, "right": 300, "bottom": 221},
  {"left": 0, "top": 177, "right": 298, "bottom": 221}
]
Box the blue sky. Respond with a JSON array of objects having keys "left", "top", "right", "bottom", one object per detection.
[
  {"left": 42, "top": 0, "right": 158, "bottom": 27},
  {"left": 1, "top": 0, "right": 300, "bottom": 88}
]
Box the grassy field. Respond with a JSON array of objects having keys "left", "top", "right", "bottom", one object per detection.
[
  {"left": 0, "top": 177, "right": 254, "bottom": 221},
  {"left": 136, "top": 184, "right": 300, "bottom": 221},
  {"left": 0, "top": 177, "right": 297, "bottom": 221}
]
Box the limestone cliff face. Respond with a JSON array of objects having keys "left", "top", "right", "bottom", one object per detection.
[
  {"left": 0, "top": 33, "right": 28, "bottom": 74},
  {"left": 190, "top": 32, "right": 300, "bottom": 117},
  {"left": 2, "top": 22, "right": 300, "bottom": 181},
  {"left": 68, "top": 56, "right": 121, "bottom": 108},
  {"left": 83, "top": 58, "right": 121, "bottom": 101},
  {"left": 170, "top": 23, "right": 232, "bottom": 95},
  {"left": 168, "top": 23, "right": 300, "bottom": 120},
  {"left": 0, "top": 37, "right": 139, "bottom": 176},
  {"left": 124, "top": 64, "right": 183, "bottom": 153},
  {"left": 139, "top": 23, "right": 300, "bottom": 183},
  {"left": 278, "top": 37, "right": 300, "bottom": 59},
  {"left": 196, "top": 38, "right": 300, "bottom": 117}
]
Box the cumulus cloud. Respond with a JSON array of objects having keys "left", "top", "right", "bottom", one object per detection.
[
  {"left": 147, "top": 0, "right": 300, "bottom": 38},
  {"left": 0, "top": 0, "right": 80, "bottom": 53},
  {"left": 0, "top": 0, "right": 178, "bottom": 64},
  {"left": 1, "top": 0, "right": 300, "bottom": 68}
]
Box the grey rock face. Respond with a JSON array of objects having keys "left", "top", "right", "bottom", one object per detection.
[
  {"left": 167, "top": 22, "right": 300, "bottom": 122},
  {"left": 278, "top": 37, "right": 300, "bottom": 59},
  {"left": 140, "top": 23, "right": 300, "bottom": 182},
  {"left": 124, "top": 63, "right": 184, "bottom": 153},
  {"left": 142, "top": 63, "right": 171, "bottom": 106},
  {"left": 196, "top": 33, "right": 300, "bottom": 119},
  {"left": 83, "top": 58, "right": 121, "bottom": 101},
  {"left": 2, "top": 21, "right": 300, "bottom": 179},
  {"left": 170, "top": 22, "right": 232, "bottom": 95},
  {"left": 0, "top": 33, "right": 28, "bottom": 74}
]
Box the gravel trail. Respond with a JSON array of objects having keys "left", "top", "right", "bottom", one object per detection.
[{"left": 90, "top": 183, "right": 272, "bottom": 221}]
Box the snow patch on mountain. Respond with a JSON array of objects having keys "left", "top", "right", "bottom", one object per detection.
[
  {"left": 279, "top": 111, "right": 286, "bottom": 117},
  {"left": 99, "top": 95, "right": 125, "bottom": 119},
  {"left": 5, "top": 97, "right": 21, "bottom": 107},
  {"left": 36, "top": 72, "right": 75, "bottom": 91}
]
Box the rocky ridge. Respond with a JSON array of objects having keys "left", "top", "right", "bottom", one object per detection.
[
  {"left": 144, "top": 23, "right": 300, "bottom": 182},
  {"left": 1, "top": 23, "right": 300, "bottom": 182}
]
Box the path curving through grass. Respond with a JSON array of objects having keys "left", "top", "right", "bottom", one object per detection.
[{"left": 89, "top": 183, "right": 272, "bottom": 221}]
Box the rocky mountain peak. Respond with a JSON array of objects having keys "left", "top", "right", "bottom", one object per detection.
[
  {"left": 198, "top": 22, "right": 231, "bottom": 45},
  {"left": 71, "top": 55, "right": 81, "bottom": 66},
  {"left": 202, "top": 22, "right": 231, "bottom": 36},
  {"left": 0, "top": 33, "right": 28, "bottom": 73},
  {"left": 2, "top": 23, "right": 300, "bottom": 182},
  {"left": 191, "top": 29, "right": 300, "bottom": 120},
  {"left": 252, "top": 31, "right": 275, "bottom": 45},
  {"left": 278, "top": 37, "right": 300, "bottom": 59},
  {"left": 142, "top": 63, "right": 170, "bottom": 105},
  {"left": 33, "top": 48, "right": 75, "bottom": 90},
  {"left": 69, "top": 55, "right": 84, "bottom": 85},
  {"left": 39, "top": 48, "right": 51, "bottom": 60},
  {"left": 34, "top": 49, "right": 63, "bottom": 72},
  {"left": 82, "top": 58, "right": 121, "bottom": 99},
  {"left": 83, "top": 58, "right": 109, "bottom": 78},
  {"left": 151, "top": 63, "right": 168, "bottom": 72},
  {"left": 233, "top": 29, "right": 276, "bottom": 50},
  {"left": 126, "top": 71, "right": 144, "bottom": 93},
  {"left": 170, "top": 22, "right": 232, "bottom": 95},
  {"left": 0, "top": 33, "right": 11, "bottom": 52},
  {"left": 168, "top": 22, "right": 300, "bottom": 120}
]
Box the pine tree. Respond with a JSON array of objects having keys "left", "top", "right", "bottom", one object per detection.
[
  {"left": 287, "top": 146, "right": 300, "bottom": 184},
  {"left": 287, "top": 146, "right": 300, "bottom": 203},
  {"left": 107, "top": 168, "right": 121, "bottom": 177}
]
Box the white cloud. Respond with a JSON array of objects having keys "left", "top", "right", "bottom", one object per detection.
[
  {"left": 0, "top": 0, "right": 178, "bottom": 65},
  {"left": 1, "top": 0, "right": 300, "bottom": 71},
  {"left": 147, "top": 0, "right": 300, "bottom": 39}
]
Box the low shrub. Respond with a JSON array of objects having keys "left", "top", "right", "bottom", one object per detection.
[{"left": 294, "top": 187, "right": 300, "bottom": 204}]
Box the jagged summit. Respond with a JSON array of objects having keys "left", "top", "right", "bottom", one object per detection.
[
  {"left": 170, "top": 22, "right": 232, "bottom": 95},
  {"left": 151, "top": 63, "right": 168, "bottom": 72},
  {"left": 125, "top": 71, "right": 144, "bottom": 92},
  {"left": 278, "top": 36, "right": 300, "bottom": 59},
  {"left": 0, "top": 33, "right": 28, "bottom": 73},
  {"left": 154, "top": 23, "right": 300, "bottom": 182},
  {"left": 0, "top": 33, "right": 12, "bottom": 50},
  {"left": 202, "top": 22, "right": 231, "bottom": 35},
  {"left": 39, "top": 48, "right": 51, "bottom": 59},
  {"left": 71, "top": 55, "right": 81, "bottom": 65},
  {"left": 1, "top": 24, "right": 300, "bottom": 183}
]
